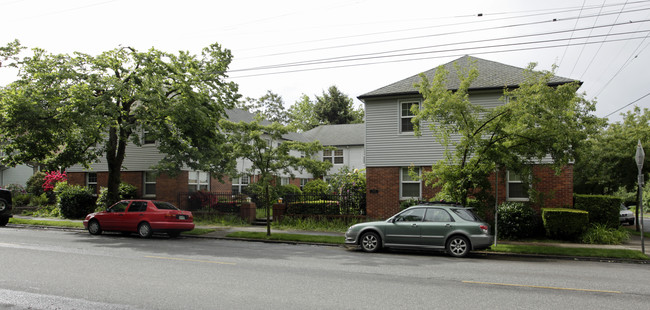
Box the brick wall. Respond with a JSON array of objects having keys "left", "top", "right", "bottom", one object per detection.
[{"left": 366, "top": 167, "right": 400, "bottom": 219}]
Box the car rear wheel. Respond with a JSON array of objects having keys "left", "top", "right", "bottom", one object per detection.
[
  {"left": 0, "top": 217, "right": 9, "bottom": 227},
  {"left": 359, "top": 231, "right": 381, "bottom": 253},
  {"left": 88, "top": 220, "right": 102, "bottom": 235},
  {"left": 138, "top": 222, "right": 153, "bottom": 238},
  {"left": 446, "top": 235, "right": 470, "bottom": 258}
]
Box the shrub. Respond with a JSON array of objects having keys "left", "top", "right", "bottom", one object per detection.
[
  {"left": 580, "top": 224, "right": 630, "bottom": 245},
  {"left": 276, "top": 184, "right": 302, "bottom": 198},
  {"left": 42, "top": 171, "right": 67, "bottom": 192},
  {"left": 466, "top": 199, "right": 493, "bottom": 223},
  {"left": 95, "top": 182, "right": 138, "bottom": 210},
  {"left": 574, "top": 194, "right": 621, "bottom": 228},
  {"left": 327, "top": 167, "right": 366, "bottom": 197},
  {"left": 54, "top": 182, "right": 96, "bottom": 219},
  {"left": 542, "top": 208, "right": 589, "bottom": 240},
  {"left": 26, "top": 172, "right": 47, "bottom": 196},
  {"left": 496, "top": 202, "right": 541, "bottom": 240},
  {"left": 12, "top": 193, "right": 31, "bottom": 207},
  {"left": 29, "top": 193, "right": 49, "bottom": 207},
  {"left": 286, "top": 200, "right": 340, "bottom": 215},
  {"left": 400, "top": 199, "right": 419, "bottom": 210},
  {"left": 302, "top": 179, "right": 329, "bottom": 195}
]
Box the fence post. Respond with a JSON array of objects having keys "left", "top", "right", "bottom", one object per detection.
[
  {"left": 240, "top": 202, "right": 256, "bottom": 224},
  {"left": 273, "top": 203, "right": 286, "bottom": 223}
]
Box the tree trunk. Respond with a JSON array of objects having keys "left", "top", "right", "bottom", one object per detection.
[{"left": 104, "top": 125, "right": 128, "bottom": 208}]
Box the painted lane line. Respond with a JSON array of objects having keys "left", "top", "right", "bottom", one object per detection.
[
  {"left": 462, "top": 281, "right": 621, "bottom": 294},
  {"left": 145, "top": 255, "right": 236, "bottom": 265}
]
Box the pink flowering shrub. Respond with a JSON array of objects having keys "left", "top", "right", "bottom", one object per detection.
[{"left": 42, "top": 171, "right": 67, "bottom": 192}]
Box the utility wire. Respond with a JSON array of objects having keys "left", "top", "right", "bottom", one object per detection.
[{"left": 604, "top": 91, "right": 650, "bottom": 117}]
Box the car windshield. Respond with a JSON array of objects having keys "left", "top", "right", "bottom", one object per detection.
[
  {"left": 153, "top": 201, "right": 179, "bottom": 210},
  {"left": 451, "top": 208, "right": 482, "bottom": 222}
]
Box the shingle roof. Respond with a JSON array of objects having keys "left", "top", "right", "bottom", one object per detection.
[
  {"left": 225, "top": 109, "right": 308, "bottom": 142},
  {"left": 303, "top": 123, "right": 365, "bottom": 146},
  {"left": 358, "top": 55, "right": 579, "bottom": 100}
]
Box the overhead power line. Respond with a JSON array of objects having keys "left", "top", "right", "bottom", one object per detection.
[{"left": 604, "top": 91, "right": 650, "bottom": 117}]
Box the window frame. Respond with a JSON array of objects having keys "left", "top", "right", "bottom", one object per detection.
[
  {"left": 506, "top": 170, "right": 530, "bottom": 202},
  {"left": 86, "top": 172, "right": 97, "bottom": 195},
  {"left": 232, "top": 175, "right": 250, "bottom": 194},
  {"left": 143, "top": 171, "right": 157, "bottom": 198},
  {"left": 188, "top": 171, "right": 210, "bottom": 192},
  {"left": 400, "top": 167, "right": 421, "bottom": 200},
  {"left": 399, "top": 101, "right": 420, "bottom": 133},
  {"left": 323, "top": 148, "right": 344, "bottom": 164}
]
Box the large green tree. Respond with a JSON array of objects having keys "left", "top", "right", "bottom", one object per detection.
[
  {"left": 287, "top": 94, "right": 320, "bottom": 131},
  {"left": 0, "top": 41, "right": 239, "bottom": 205},
  {"left": 314, "top": 85, "right": 364, "bottom": 125},
  {"left": 219, "top": 117, "right": 331, "bottom": 235},
  {"left": 412, "top": 60, "right": 602, "bottom": 205},
  {"left": 574, "top": 107, "right": 650, "bottom": 195},
  {"left": 237, "top": 90, "right": 289, "bottom": 124}
]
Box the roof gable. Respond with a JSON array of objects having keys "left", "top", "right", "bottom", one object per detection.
[{"left": 358, "top": 55, "right": 579, "bottom": 100}]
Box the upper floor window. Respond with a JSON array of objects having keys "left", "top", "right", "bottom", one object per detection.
[
  {"left": 323, "top": 149, "right": 344, "bottom": 164},
  {"left": 400, "top": 102, "right": 419, "bottom": 133},
  {"left": 232, "top": 175, "right": 250, "bottom": 194},
  {"left": 400, "top": 167, "right": 421, "bottom": 199},
  {"left": 144, "top": 171, "right": 156, "bottom": 197},
  {"left": 507, "top": 171, "right": 529, "bottom": 201},
  {"left": 188, "top": 171, "right": 209, "bottom": 192}
]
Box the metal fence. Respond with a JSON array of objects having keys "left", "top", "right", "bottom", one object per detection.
[
  {"left": 281, "top": 192, "right": 366, "bottom": 216},
  {"left": 176, "top": 192, "right": 248, "bottom": 214}
]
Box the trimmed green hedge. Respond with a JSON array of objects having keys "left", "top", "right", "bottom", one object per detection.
[
  {"left": 574, "top": 194, "right": 621, "bottom": 228},
  {"left": 54, "top": 183, "right": 96, "bottom": 219},
  {"left": 542, "top": 208, "right": 589, "bottom": 240},
  {"left": 286, "top": 200, "right": 340, "bottom": 215},
  {"left": 497, "top": 202, "right": 542, "bottom": 240}
]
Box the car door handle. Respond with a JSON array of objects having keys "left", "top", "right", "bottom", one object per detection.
[
  {"left": 411, "top": 223, "right": 418, "bottom": 227},
  {"left": 446, "top": 224, "right": 451, "bottom": 227}
]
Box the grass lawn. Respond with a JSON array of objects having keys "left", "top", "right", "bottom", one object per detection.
[
  {"left": 226, "top": 231, "right": 345, "bottom": 244},
  {"left": 489, "top": 244, "right": 649, "bottom": 260},
  {"left": 9, "top": 217, "right": 84, "bottom": 229}
]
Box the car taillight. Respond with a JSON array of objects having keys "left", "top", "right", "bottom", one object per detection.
[
  {"left": 479, "top": 225, "right": 488, "bottom": 234},
  {"left": 164, "top": 213, "right": 176, "bottom": 219}
]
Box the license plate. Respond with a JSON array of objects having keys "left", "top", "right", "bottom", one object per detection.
[{"left": 178, "top": 215, "right": 187, "bottom": 220}]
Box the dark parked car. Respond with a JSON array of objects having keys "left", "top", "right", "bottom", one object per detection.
[
  {"left": 345, "top": 202, "right": 494, "bottom": 257},
  {"left": 83, "top": 200, "right": 194, "bottom": 238},
  {"left": 0, "top": 189, "right": 13, "bottom": 226}
]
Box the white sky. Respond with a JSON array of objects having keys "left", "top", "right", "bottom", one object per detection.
[{"left": 1, "top": 0, "right": 649, "bottom": 123}]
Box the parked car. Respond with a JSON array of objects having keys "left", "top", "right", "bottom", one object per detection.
[
  {"left": 0, "top": 189, "right": 12, "bottom": 226},
  {"left": 345, "top": 202, "right": 494, "bottom": 257},
  {"left": 620, "top": 204, "right": 635, "bottom": 226},
  {"left": 83, "top": 200, "right": 194, "bottom": 238}
]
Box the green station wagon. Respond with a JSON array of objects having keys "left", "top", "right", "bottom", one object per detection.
[{"left": 345, "top": 202, "right": 494, "bottom": 257}]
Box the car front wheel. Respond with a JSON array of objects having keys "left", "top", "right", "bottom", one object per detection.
[
  {"left": 0, "top": 217, "right": 9, "bottom": 227},
  {"left": 359, "top": 231, "right": 381, "bottom": 253},
  {"left": 88, "top": 220, "right": 102, "bottom": 235},
  {"left": 446, "top": 235, "right": 470, "bottom": 258},
  {"left": 138, "top": 222, "right": 153, "bottom": 238}
]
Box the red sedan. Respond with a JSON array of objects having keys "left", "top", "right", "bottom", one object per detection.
[{"left": 83, "top": 200, "right": 194, "bottom": 238}]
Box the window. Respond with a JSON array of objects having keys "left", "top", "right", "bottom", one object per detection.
[
  {"left": 232, "top": 175, "right": 250, "bottom": 194},
  {"left": 395, "top": 208, "right": 425, "bottom": 222},
  {"left": 280, "top": 177, "right": 290, "bottom": 186},
  {"left": 86, "top": 173, "right": 97, "bottom": 194},
  {"left": 323, "top": 149, "right": 344, "bottom": 164},
  {"left": 143, "top": 129, "right": 155, "bottom": 144},
  {"left": 424, "top": 209, "right": 452, "bottom": 222},
  {"left": 188, "top": 171, "right": 209, "bottom": 192},
  {"left": 108, "top": 201, "right": 128, "bottom": 212},
  {"left": 144, "top": 171, "right": 156, "bottom": 197},
  {"left": 400, "top": 102, "right": 419, "bottom": 133},
  {"left": 507, "top": 171, "right": 529, "bottom": 201},
  {"left": 300, "top": 178, "right": 309, "bottom": 190},
  {"left": 128, "top": 201, "right": 148, "bottom": 212},
  {"left": 400, "top": 167, "right": 421, "bottom": 199}
]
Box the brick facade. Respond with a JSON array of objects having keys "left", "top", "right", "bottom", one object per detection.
[{"left": 367, "top": 164, "right": 574, "bottom": 219}]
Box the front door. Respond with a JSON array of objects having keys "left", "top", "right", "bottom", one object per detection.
[
  {"left": 101, "top": 201, "right": 129, "bottom": 231},
  {"left": 384, "top": 208, "right": 425, "bottom": 246}
]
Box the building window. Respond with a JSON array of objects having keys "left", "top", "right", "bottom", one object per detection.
[
  {"left": 188, "top": 171, "right": 209, "bottom": 192},
  {"left": 323, "top": 149, "right": 344, "bottom": 164},
  {"left": 400, "top": 167, "right": 421, "bottom": 199},
  {"left": 280, "top": 177, "right": 290, "bottom": 186},
  {"left": 507, "top": 171, "right": 529, "bottom": 201},
  {"left": 300, "top": 178, "right": 309, "bottom": 190},
  {"left": 400, "top": 102, "right": 419, "bottom": 133},
  {"left": 144, "top": 171, "right": 156, "bottom": 197},
  {"left": 232, "top": 175, "right": 250, "bottom": 194},
  {"left": 143, "top": 129, "right": 155, "bottom": 144},
  {"left": 86, "top": 172, "right": 97, "bottom": 194}
]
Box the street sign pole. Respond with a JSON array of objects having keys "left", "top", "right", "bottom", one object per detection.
[{"left": 635, "top": 140, "right": 645, "bottom": 254}]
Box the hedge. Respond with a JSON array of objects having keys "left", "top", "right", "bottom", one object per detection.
[
  {"left": 54, "top": 183, "right": 96, "bottom": 219},
  {"left": 574, "top": 194, "right": 621, "bottom": 228},
  {"left": 542, "top": 208, "right": 589, "bottom": 240},
  {"left": 286, "top": 200, "right": 340, "bottom": 215}
]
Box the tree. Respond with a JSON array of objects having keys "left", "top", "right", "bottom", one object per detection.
[
  {"left": 0, "top": 41, "right": 239, "bottom": 205},
  {"left": 314, "top": 85, "right": 364, "bottom": 125},
  {"left": 219, "top": 117, "right": 332, "bottom": 235},
  {"left": 287, "top": 94, "right": 320, "bottom": 131},
  {"left": 574, "top": 107, "right": 650, "bottom": 195},
  {"left": 412, "top": 59, "right": 602, "bottom": 205},
  {"left": 237, "top": 90, "right": 289, "bottom": 124}
]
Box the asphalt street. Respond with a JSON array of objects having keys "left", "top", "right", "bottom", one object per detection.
[{"left": 1, "top": 227, "right": 649, "bottom": 310}]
